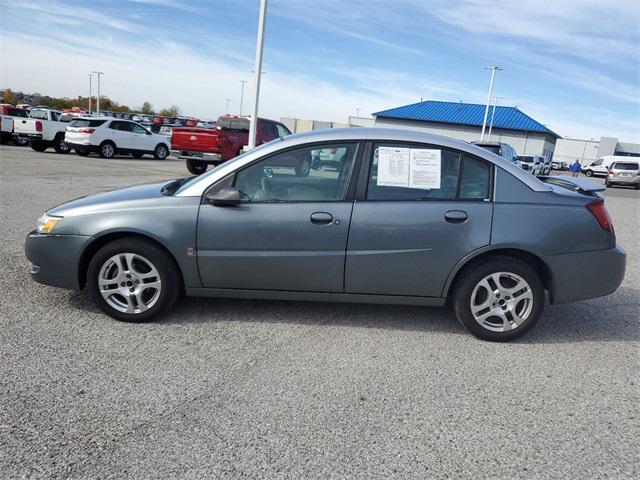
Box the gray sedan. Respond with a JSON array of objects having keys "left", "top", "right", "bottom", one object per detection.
[{"left": 25, "top": 128, "right": 626, "bottom": 341}]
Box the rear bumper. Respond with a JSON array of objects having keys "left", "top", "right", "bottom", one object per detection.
[
  {"left": 545, "top": 246, "right": 626, "bottom": 304},
  {"left": 607, "top": 176, "right": 640, "bottom": 186},
  {"left": 25, "top": 232, "right": 92, "bottom": 289},
  {"left": 18, "top": 133, "right": 44, "bottom": 140},
  {"left": 173, "top": 150, "right": 222, "bottom": 164}
]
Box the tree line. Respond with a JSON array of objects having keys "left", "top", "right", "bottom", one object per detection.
[{"left": 1, "top": 88, "right": 181, "bottom": 117}]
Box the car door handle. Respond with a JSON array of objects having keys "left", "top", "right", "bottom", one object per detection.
[
  {"left": 310, "top": 212, "right": 333, "bottom": 225},
  {"left": 445, "top": 210, "right": 468, "bottom": 223}
]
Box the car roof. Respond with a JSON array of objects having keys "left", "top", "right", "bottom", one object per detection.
[{"left": 177, "top": 127, "right": 551, "bottom": 196}]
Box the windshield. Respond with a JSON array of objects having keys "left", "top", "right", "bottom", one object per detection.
[{"left": 69, "top": 119, "right": 107, "bottom": 128}]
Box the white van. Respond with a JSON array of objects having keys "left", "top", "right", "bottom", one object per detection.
[{"left": 582, "top": 156, "right": 627, "bottom": 177}]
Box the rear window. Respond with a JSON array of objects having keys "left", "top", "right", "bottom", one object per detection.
[
  {"left": 614, "top": 162, "right": 639, "bottom": 170},
  {"left": 29, "top": 109, "right": 49, "bottom": 120},
  {"left": 518, "top": 156, "right": 534, "bottom": 163},
  {"left": 217, "top": 117, "right": 250, "bottom": 132},
  {"left": 7, "top": 108, "right": 28, "bottom": 118},
  {"left": 69, "top": 119, "right": 107, "bottom": 128}
]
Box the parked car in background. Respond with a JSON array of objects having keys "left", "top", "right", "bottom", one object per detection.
[
  {"left": 0, "top": 104, "right": 29, "bottom": 145},
  {"left": 551, "top": 160, "right": 564, "bottom": 171},
  {"left": 25, "top": 128, "right": 626, "bottom": 342},
  {"left": 606, "top": 160, "right": 640, "bottom": 189},
  {"left": 197, "top": 120, "right": 216, "bottom": 129},
  {"left": 13, "top": 108, "right": 73, "bottom": 153},
  {"left": 172, "top": 115, "right": 291, "bottom": 174},
  {"left": 472, "top": 141, "right": 518, "bottom": 164},
  {"left": 17, "top": 103, "right": 32, "bottom": 111},
  {"left": 65, "top": 117, "right": 171, "bottom": 159},
  {"left": 516, "top": 155, "right": 537, "bottom": 174},
  {"left": 540, "top": 157, "right": 551, "bottom": 175},
  {"left": 582, "top": 156, "right": 625, "bottom": 177}
]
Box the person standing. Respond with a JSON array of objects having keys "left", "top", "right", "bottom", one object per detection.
[{"left": 570, "top": 159, "right": 581, "bottom": 177}]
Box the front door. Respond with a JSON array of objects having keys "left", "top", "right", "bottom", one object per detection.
[
  {"left": 197, "top": 142, "right": 360, "bottom": 292},
  {"left": 345, "top": 143, "right": 494, "bottom": 298}
]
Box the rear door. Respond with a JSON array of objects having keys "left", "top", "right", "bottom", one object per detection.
[
  {"left": 345, "top": 142, "right": 494, "bottom": 298},
  {"left": 197, "top": 141, "right": 360, "bottom": 292}
]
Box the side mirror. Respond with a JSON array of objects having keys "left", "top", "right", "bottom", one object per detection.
[{"left": 205, "top": 187, "right": 241, "bottom": 206}]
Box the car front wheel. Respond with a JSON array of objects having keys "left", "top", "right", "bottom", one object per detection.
[
  {"left": 87, "top": 238, "right": 180, "bottom": 322},
  {"left": 584, "top": 170, "right": 593, "bottom": 177},
  {"left": 452, "top": 256, "right": 544, "bottom": 341},
  {"left": 153, "top": 144, "right": 169, "bottom": 160}
]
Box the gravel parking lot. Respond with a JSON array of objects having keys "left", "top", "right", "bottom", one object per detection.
[{"left": 1, "top": 145, "right": 638, "bottom": 479}]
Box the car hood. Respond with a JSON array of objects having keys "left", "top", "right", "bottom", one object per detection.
[{"left": 47, "top": 180, "right": 172, "bottom": 217}]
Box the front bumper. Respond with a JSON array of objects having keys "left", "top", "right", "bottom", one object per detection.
[
  {"left": 545, "top": 246, "right": 626, "bottom": 304},
  {"left": 25, "top": 232, "right": 92, "bottom": 289}
]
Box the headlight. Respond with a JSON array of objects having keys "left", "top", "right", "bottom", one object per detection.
[{"left": 36, "top": 214, "right": 62, "bottom": 234}]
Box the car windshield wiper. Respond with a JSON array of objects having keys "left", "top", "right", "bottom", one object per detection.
[{"left": 161, "top": 177, "right": 193, "bottom": 196}]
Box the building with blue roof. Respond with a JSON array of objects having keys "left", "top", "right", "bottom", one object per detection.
[{"left": 373, "top": 100, "right": 561, "bottom": 159}]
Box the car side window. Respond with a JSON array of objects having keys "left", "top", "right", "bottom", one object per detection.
[
  {"left": 276, "top": 124, "right": 291, "bottom": 138},
  {"left": 132, "top": 124, "right": 147, "bottom": 134},
  {"left": 366, "top": 144, "right": 461, "bottom": 200},
  {"left": 51, "top": 111, "right": 60, "bottom": 121},
  {"left": 233, "top": 143, "right": 358, "bottom": 202},
  {"left": 459, "top": 155, "right": 491, "bottom": 200},
  {"left": 592, "top": 159, "right": 603, "bottom": 166},
  {"left": 260, "top": 121, "right": 277, "bottom": 138}
]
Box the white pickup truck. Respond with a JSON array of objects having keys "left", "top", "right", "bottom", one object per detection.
[
  {"left": 13, "top": 108, "right": 73, "bottom": 153},
  {"left": 0, "top": 104, "right": 29, "bottom": 145}
]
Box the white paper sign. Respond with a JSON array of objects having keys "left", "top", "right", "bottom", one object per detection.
[
  {"left": 377, "top": 147, "right": 410, "bottom": 187},
  {"left": 376, "top": 147, "right": 442, "bottom": 190},
  {"left": 409, "top": 149, "right": 441, "bottom": 190}
]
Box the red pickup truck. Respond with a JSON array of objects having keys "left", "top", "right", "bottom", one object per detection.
[{"left": 171, "top": 115, "right": 292, "bottom": 174}]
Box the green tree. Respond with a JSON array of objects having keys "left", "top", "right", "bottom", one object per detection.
[
  {"left": 2, "top": 88, "right": 18, "bottom": 105},
  {"left": 159, "top": 105, "right": 180, "bottom": 117},
  {"left": 139, "top": 101, "right": 154, "bottom": 114}
]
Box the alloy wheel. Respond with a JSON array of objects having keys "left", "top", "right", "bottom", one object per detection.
[
  {"left": 98, "top": 253, "right": 162, "bottom": 314},
  {"left": 102, "top": 143, "right": 115, "bottom": 157},
  {"left": 469, "top": 272, "right": 534, "bottom": 332}
]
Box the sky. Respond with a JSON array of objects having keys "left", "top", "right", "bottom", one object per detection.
[{"left": 0, "top": 0, "right": 639, "bottom": 141}]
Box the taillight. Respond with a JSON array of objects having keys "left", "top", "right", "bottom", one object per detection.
[
  {"left": 79, "top": 128, "right": 95, "bottom": 134},
  {"left": 36, "top": 121, "right": 43, "bottom": 132},
  {"left": 586, "top": 198, "right": 613, "bottom": 234}
]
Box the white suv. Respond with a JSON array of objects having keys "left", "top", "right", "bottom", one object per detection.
[{"left": 65, "top": 117, "right": 171, "bottom": 159}]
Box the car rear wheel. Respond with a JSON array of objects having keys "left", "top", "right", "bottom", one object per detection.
[
  {"left": 186, "top": 158, "right": 208, "bottom": 175},
  {"left": 53, "top": 135, "right": 70, "bottom": 154},
  {"left": 153, "top": 144, "right": 169, "bottom": 160},
  {"left": 99, "top": 141, "right": 116, "bottom": 159},
  {"left": 452, "top": 256, "right": 544, "bottom": 341},
  {"left": 584, "top": 170, "right": 593, "bottom": 177},
  {"left": 87, "top": 238, "right": 180, "bottom": 322},
  {"left": 29, "top": 140, "right": 49, "bottom": 152}
]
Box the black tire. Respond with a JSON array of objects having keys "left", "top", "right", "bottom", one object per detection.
[
  {"left": 605, "top": 181, "right": 611, "bottom": 188},
  {"left": 0, "top": 133, "right": 10, "bottom": 145},
  {"left": 295, "top": 158, "right": 311, "bottom": 177},
  {"left": 186, "top": 158, "right": 208, "bottom": 175},
  {"left": 99, "top": 141, "right": 116, "bottom": 159},
  {"left": 584, "top": 170, "right": 593, "bottom": 177},
  {"left": 86, "top": 238, "right": 181, "bottom": 323},
  {"left": 75, "top": 148, "right": 90, "bottom": 156},
  {"left": 452, "top": 256, "right": 545, "bottom": 342},
  {"left": 131, "top": 152, "right": 144, "bottom": 158},
  {"left": 29, "top": 140, "right": 49, "bottom": 152},
  {"left": 153, "top": 143, "right": 169, "bottom": 160},
  {"left": 53, "top": 134, "right": 71, "bottom": 154}
]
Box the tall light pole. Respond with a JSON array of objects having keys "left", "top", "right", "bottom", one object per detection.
[
  {"left": 248, "top": 0, "right": 267, "bottom": 149},
  {"left": 487, "top": 95, "right": 503, "bottom": 139},
  {"left": 92, "top": 71, "right": 104, "bottom": 116},
  {"left": 355, "top": 108, "right": 360, "bottom": 118},
  {"left": 88, "top": 73, "right": 94, "bottom": 114},
  {"left": 480, "top": 66, "right": 501, "bottom": 142},
  {"left": 225, "top": 98, "right": 231, "bottom": 114},
  {"left": 239, "top": 80, "right": 248, "bottom": 115}
]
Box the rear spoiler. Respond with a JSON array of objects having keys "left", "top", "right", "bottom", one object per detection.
[{"left": 538, "top": 176, "right": 605, "bottom": 194}]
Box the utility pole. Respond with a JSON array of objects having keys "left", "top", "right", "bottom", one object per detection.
[
  {"left": 225, "top": 98, "right": 231, "bottom": 114},
  {"left": 480, "top": 66, "right": 501, "bottom": 142},
  {"left": 239, "top": 80, "right": 248, "bottom": 115},
  {"left": 487, "top": 95, "right": 503, "bottom": 139},
  {"left": 92, "top": 71, "right": 104, "bottom": 116},
  {"left": 355, "top": 108, "right": 360, "bottom": 118},
  {"left": 88, "top": 73, "right": 94, "bottom": 114},
  {"left": 248, "top": 0, "right": 267, "bottom": 149}
]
